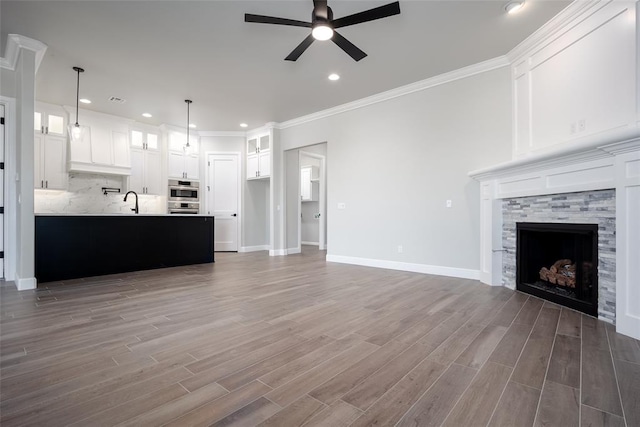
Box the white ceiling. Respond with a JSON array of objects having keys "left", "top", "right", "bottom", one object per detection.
[{"left": 1, "top": 1, "right": 570, "bottom": 132}]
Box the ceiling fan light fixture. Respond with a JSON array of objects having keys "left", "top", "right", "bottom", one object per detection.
[
  {"left": 240, "top": 123, "right": 248, "bottom": 128},
  {"left": 312, "top": 24, "right": 333, "bottom": 41},
  {"left": 505, "top": 0, "right": 525, "bottom": 14}
]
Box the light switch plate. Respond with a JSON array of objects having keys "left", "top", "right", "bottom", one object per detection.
[
  {"left": 446, "top": 200, "right": 452, "bottom": 208},
  {"left": 338, "top": 203, "right": 346, "bottom": 210}
]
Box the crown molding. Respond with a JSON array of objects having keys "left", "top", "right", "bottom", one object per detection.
[
  {"left": 198, "top": 131, "right": 246, "bottom": 137},
  {"left": 506, "top": 0, "right": 608, "bottom": 63},
  {"left": 277, "top": 56, "right": 510, "bottom": 130},
  {"left": 0, "top": 34, "right": 48, "bottom": 72}
]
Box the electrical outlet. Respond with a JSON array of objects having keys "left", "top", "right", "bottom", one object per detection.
[
  {"left": 578, "top": 119, "right": 586, "bottom": 132},
  {"left": 446, "top": 200, "right": 452, "bottom": 208},
  {"left": 397, "top": 245, "right": 403, "bottom": 254},
  {"left": 338, "top": 203, "right": 346, "bottom": 210}
]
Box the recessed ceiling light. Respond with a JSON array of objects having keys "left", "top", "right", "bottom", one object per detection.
[
  {"left": 142, "top": 113, "right": 152, "bottom": 118},
  {"left": 328, "top": 73, "right": 340, "bottom": 81},
  {"left": 240, "top": 123, "right": 248, "bottom": 128},
  {"left": 189, "top": 123, "right": 196, "bottom": 129},
  {"left": 505, "top": 0, "right": 525, "bottom": 14},
  {"left": 79, "top": 98, "right": 91, "bottom": 104}
]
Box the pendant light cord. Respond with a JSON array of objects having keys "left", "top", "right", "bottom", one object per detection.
[
  {"left": 185, "top": 99, "right": 192, "bottom": 148},
  {"left": 72, "top": 66, "right": 84, "bottom": 127}
]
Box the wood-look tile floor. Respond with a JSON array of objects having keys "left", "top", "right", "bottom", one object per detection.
[{"left": 1, "top": 246, "right": 639, "bottom": 427}]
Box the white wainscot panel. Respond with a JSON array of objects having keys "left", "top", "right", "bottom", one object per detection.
[
  {"left": 526, "top": 4, "right": 636, "bottom": 153},
  {"left": 622, "top": 186, "right": 640, "bottom": 319},
  {"left": 498, "top": 176, "right": 543, "bottom": 196},
  {"left": 626, "top": 159, "right": 640, "bottom": 179},
  {"left": 546, "top": 164, "right": 615, "bottom": 188}
]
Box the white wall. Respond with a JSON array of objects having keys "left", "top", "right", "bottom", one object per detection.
[{"left": 278, "top": 67, "right": 512, "bottom": 274}]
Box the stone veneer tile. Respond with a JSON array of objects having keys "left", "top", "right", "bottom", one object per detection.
[{"left": 502, "top": 189, "right": 616, "bottom": 324}]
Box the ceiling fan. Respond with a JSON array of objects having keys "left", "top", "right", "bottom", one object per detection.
[{"left": 245, "top": 0, "right": 401, "bottom": 62}]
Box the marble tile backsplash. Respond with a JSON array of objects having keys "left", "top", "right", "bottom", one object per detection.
[{"left": 35, "top": 173, "right": 164, "bottom": 214}]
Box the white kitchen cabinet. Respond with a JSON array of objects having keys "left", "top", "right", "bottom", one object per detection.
[
  {"left": 67, "top": 109, "right": 132, "bottom": 175},
  {"left": 168, "top": 131, "right": 199, "bottom": 180},
  {"left": 168, "top": 151, "right": 199, "bottom": 180},
  {"left": 246, "top": 133, "right": 270, "bottom": 180},
  {"left": 34, "top": 132, "right": 67, "bottom": 190},
  {"left": 34, "top": 103, "right": 66, "bottom": 137},
  {"left": 129, "top": 130, "right": 162, "bottom": 195},
  {"left": 300, "top": 165, "right": 319, "bottom": 202}
]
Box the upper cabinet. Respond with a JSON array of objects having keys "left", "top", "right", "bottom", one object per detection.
[
  {"left": 130, "top": 129, "right": 162, "bottom": 195},
  {"left": 34, "top": 104, "right": 66, "bottom": 137},
  {"left": 67, "top": 108, "right": 132, "bottom": 175},
  {"left": 34, "top": 103, "right": 67, "bottom": 190},
  {"left": 247, "top": 133, "right": 270, "bottom": 180},
  {"left": 168, "top": 131, "right": 199, "bottom": 180}
]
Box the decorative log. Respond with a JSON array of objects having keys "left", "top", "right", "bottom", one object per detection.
[{"left": 539, "top": 259, "right": 576, "bottom": 288}]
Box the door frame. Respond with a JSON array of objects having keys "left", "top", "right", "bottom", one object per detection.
[
  {"left": 1, "top": 96, "right": 16, "bottom": 281},
  {"left": 298, "top": 150, "right": 326, "bottom": 251},
  {"left": 205, "top": 151, "right": 242, "bottom": 252}
]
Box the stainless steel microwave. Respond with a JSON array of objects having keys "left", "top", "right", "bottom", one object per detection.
[{"left": 168, "top": 179, "right": 199, "bottom": 202}]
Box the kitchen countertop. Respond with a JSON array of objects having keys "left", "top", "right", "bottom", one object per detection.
[{"left": 35, "top": 213, "right": 212, "bottom": 217}]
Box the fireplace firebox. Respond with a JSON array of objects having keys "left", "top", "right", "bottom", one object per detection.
[{"left": 516, "top": 222, "right": 598, "bottom": 316}]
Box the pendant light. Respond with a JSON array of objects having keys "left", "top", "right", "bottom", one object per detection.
[
  {"left": 185, "top": 99, "right": 192, "bottom": 149},
  {"left": 68, "top": 66, "right": 88, "bottom": 142}
]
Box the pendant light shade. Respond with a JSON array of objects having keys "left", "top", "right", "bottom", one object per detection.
[
  {"left": 185, "top": 99, "right": 192, "bottom": 149},
  {"left": 68, "top": 66, "right": 88, "bottom": 142}
]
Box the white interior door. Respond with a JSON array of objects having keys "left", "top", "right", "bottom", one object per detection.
[
  {"left": 207, "top": 154, "right": 239, "bottom": 252},
  {"left": 0, "top": 104, "right": 4, "bottom": 277}
]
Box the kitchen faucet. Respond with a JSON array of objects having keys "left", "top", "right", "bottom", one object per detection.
[{"left": 124, "top": 191, "right": 139, "bottom": 214}]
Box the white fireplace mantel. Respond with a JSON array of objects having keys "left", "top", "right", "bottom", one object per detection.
[{"left": 469, "top": 136, "right": 640, "bottom": 340}]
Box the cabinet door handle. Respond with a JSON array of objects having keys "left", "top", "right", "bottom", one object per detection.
[
  {"left": 41, "top": 180, "right": 44, "bottom": 188},
  {"left": 45, "top": 180, "right": 48, "bottom": 188},
  {"left": 45, "top": 126, "right": 48, "bottom": 134},
  {"left": 41, "top": 126, "right": 44, "bottom": 134}
]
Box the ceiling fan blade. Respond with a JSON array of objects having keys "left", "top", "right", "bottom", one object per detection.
[
  {"left": 285, "top": 34, "right": 316, "bottom": 61},
  {"left": 331, "top": 31, "right": 367, "bottom": 61},
  {"left": 332, "top": 1, "right": 400, "bottom": 29},
  {"left": 245, "top": 14, "right": 312, "bottom": 28},
  {"left": 313, "top": 0, "right": 329, "bottom": 19}
]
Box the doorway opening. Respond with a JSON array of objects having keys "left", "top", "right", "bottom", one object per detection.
[
  {"left": 299, "top": 151, "right": 326, "bottom": 251},
  {"left": 284, "top": 143, "right": 327, "bottom": 255}
]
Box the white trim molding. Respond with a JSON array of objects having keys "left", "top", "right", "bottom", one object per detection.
[
  {"left": 0, "top": 96, "right": 17, "bottom": 281},
  {"left": 0, "top": 34, "right": 47, "bottom": 72},
  {"left": 269, "top": 248, "right": 287, "bottom": 256},
  {"left": 238, "top": 245, "right": 269, "bottom": 253},
  {"left": 15, "top": 275, "right": 37, "bottom": 291},
  {"left": 326, "top": 254, "right": 480, "bottom": 281},
  {"left": 301, "top": 241, "right": 319, "bottom": 246}
]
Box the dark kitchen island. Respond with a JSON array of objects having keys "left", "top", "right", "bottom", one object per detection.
[{"left": 35, "top": 214, "right": 214, "bottom": 283}]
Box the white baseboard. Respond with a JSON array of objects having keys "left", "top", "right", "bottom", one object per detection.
[
  {"left": 269, "top": 249, "right": 287, "bottom": 256},
  {"left": 15, "top": 275, "right": 37, "bottom": 291},
  {"left": 301, "top": 241, "right": 319, "bottom": 246},
  {"left": 239, "top": 245, "right": 269, "bottom": 253},
  {"left": 325, "top": 254, "right": 480, "bottom": 280},
  {"left": 286, "top": 247, "right": 301, "bottom": 255}
]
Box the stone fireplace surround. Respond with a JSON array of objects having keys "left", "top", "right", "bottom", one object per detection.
[
  {"left": 470, "top": 137, "right": 640, "bottom": 340},
  {"left": 502, "top": 189, "right": 616, "bottom": 323}
]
